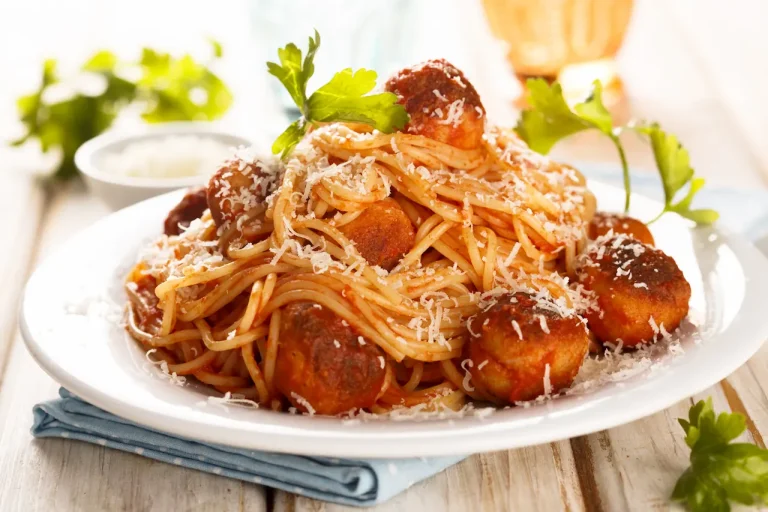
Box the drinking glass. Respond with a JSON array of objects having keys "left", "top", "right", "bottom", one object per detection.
[{"left": 481, "top": 0, "right": 634, "bottom": 105}]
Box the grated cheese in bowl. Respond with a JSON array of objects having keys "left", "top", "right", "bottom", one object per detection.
[
  {"left": 101, "top": 135, "right": 232, "bottom": 179},
  {"left": 75, "top": 123, "right": 253, "bottom": 210}
]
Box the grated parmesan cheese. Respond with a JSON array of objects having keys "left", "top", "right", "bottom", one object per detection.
[
  {"left": 437, "top": 99, "right": 465, "bottom": 128},
  {"left": 538, "top": 315, "right": 550, "bottom": 334},
  {"left": 102, "top": 135, "right": 231, "bottom": 179},
  {"left": 145, "top": 349, "right": 186, "bottom": 386},
  {"left": 460, "top": 359, "right": 475, "bottom": 392},
  {"left": 511, "top": 320, "right": 523, "bottom": 340},
  {"left": 206, "top": 392, "right": 260, "bottom": 409},
  {"left": 432, "top": 89, "right": 448, "bottom": 102},
  {"left": 649, "top": 316, "right": 660, "bottom": 336},
  {"left": 543, "top": 364, "right": 552, "bottom": 396},
  {"left": 290, "top": 392, "right": 316, "bottom": 415}
]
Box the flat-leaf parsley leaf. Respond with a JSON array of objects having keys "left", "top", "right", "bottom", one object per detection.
[
  {"left": 673, "top": 398, "right": 768, "bottom": 511},
  {"left": 268, "top": 31, "right": 408, "bottom": 159},
  {"left": 637, "top": 123, "right": 718, "bottom": 225},
  {"left": 516, "top": 79, "right": 716, "bottom": 225},
  {"left": 516, "top": 79, "right": 631, "bottom": 210}
]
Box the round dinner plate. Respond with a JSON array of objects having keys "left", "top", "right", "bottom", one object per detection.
[{"left": 20, "top": 181, "right": 768, "bottom": 458}]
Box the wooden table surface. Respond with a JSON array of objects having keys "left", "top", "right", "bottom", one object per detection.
[{"left": 2, "top": 1, "right": 768, "bottom": 510}]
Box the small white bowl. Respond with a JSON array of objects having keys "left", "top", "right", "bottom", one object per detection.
[{"left": 75, "top": 122, "right": 253, "bottom": 210}]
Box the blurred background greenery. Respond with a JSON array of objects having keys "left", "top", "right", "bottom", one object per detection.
[{"left": 11, "top": 43, "right": 232, "bottom": 179}]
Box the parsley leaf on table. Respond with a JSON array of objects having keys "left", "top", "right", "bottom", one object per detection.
[
  {"left": 268, "top": 31, "right": 408, "bottom": 159},
  {"left": 10, "top": 40, "right": 232, "bottom": 181},
  {"left": 515, "top": 79, "right": 717, "bottom": 225},
  {"left": 673, "top": 398, "right": 768, "bottom": 511}
]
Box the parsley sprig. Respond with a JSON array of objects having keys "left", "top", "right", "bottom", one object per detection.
[
  {"left": 268, "top": 31, "right": 409, "bottom": 158},
  {"left": 516, "top": 79, "right": 718, "bottom": 225},
  {"left": 674, "top": 398, "right": 768, "bottom": 511}
]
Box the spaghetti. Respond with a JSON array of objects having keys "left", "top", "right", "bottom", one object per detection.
[
  {"left": 125, "top": 59, "right": 685, "bottom": 417},
  {"left": 127, "top": 120, "right": 595, "bottom": 411}
]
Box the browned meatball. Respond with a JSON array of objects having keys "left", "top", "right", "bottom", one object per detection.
[
  {"left": 465, "top": 292, "right": 588, "bottom": 403},
  {"left": 275, "top": 302, "right": 387, "bottom": 415},
  {"left": 589, "top": 212, "right": 655, "bottom": 246},
  {"left": 339, "top": 198, "right": 415, "bottom": 270},
  {"left": 385, "top": 59, "right": 485, "bottom": 150},
  {"left": 578, "top": 236, "right": 690, "bottom": 347},
  {"left": 163, "top": 187, "right": 208, "bottom": 236},
  {"left": 207, "top": 157, "right": 281, "bottom": 230}
]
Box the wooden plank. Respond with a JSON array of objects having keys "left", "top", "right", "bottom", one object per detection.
[
  {"left": 572, "top": 401, "right": 692, "bottom": 511},
  {"left": 0, "top": 184, "right": 267, "bottom": 511},
  {"left": 0, "top": 167, "right": 46, "bottom": 381},
  {"left": 724, "top": 347, "right": 768, "bottom": 447},
  {"left": 275, "top": 442, "right": 584, "bottom": 512},
  {"left": 720, "top": 376, "right": 766, "bottom": 448},
  {"left": 570, "top": 384, "right": 755, "bottom": 512}
]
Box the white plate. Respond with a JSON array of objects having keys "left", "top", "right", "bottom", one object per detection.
[{"left": 20, "top": 182, "right": 768, "bottom": 458}]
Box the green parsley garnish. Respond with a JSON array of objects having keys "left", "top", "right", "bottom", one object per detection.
[
  {"left": 674, "top": 398, "right": 768, "bottom": 511},
  {"left": 515, "top": 79, "right": 718, "bottom": 225},
  {"left": 11, "top": 40, "right": 232, "bottom": 181},
  {"left": 267, "top": 31, "right": 409, "bottom": 159},
  {"left": 637, "top": 123, "right": 719, "bottom": 225}
]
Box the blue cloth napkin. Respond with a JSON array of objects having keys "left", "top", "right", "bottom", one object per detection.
[
  {"left": 31, "top": 167, "right": 768, "bottom": 507},
  {"left": 33, "top": 389, "right": 463, "bottom": 507}
]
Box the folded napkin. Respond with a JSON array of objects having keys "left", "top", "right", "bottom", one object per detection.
[
  {"left": 33, "top": 389, "right": 463, "bottom": 506},
  {"left": 31, "top": 168, "right": 768, "bottom": 507}
]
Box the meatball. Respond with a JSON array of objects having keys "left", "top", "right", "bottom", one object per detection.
[
  {"left": 578, "top": 236, "right": 690, "bottom": 347},
  {"left": 465, "top": 292, "right": 589, "bottom": 403},
  {"left": 339, "top": 198, "right": 415, "bottom": 270},
  {"left": 163, "top": 187, "right": 208, "bottom": 236},
  {"left": 589, "top": 212, "right": 654, "bottom": 246},
  {"left": 207, "top": 157, "right": 281, "bottom": 229},
  {"left": 385, "top": 59, "right": 485, "bottom": 150},
  {"left": 275, "top": 302, "right": 387, "bottom": 415}
]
